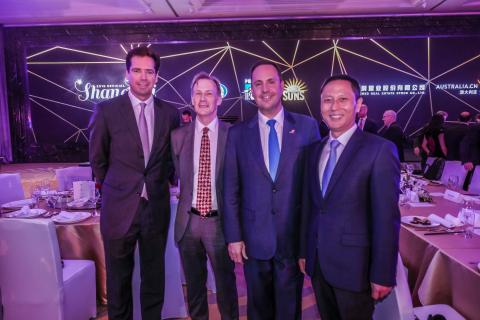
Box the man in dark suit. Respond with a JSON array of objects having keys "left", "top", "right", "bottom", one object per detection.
[
  {"left": 171, "top": 72, "right": 238, "bottom": 320},
  {"left": 379, "top": 109, "right": 405, "bottom": 162},
  {"left": 356, "top": 103, "right": 379, "bottom": 134},
  {"left": 299, "top": 75, "right": 400, "bottom": 320},
  {"left": 89, "top": 46, "right": 179, "bottom": 320},
  {"left": 223, "top": 61, "right": 320, "bottom": 320},
  {"left": 444, "top": 111, "right": 471, "bottom": 161}
]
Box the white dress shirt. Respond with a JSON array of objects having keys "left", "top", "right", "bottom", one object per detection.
[
  {"left": 192, "top": 117, "right": 219, "bottom": 211},
  {"left": 319, "top": 124, "right": 357, "bottom": 187},
  {"left": 128, "top": 91, "right": 155, "bottom": 198},
  {"left": 258, "top": 108, "right": 284, "bottom": 172}
]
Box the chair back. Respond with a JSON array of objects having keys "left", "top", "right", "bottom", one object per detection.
[
  {"left": 0, "top": 219, "right": 64, "bottom": 320},
  {"left": 0, "top": 173, "right": 25, "bottom": 206},
  {"left": 440, "top": 161, "right": 468, "bottom": 188},
  {"left": 468, "top": 166, "right": 480, "bottom": 194},
  {"left": 55, "top": 166, "right": 92, "bottom": 191},
  {"left": 373, "top": 254, "right": 415, "bottom": 320}
]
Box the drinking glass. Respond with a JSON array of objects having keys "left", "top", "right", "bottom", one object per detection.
[
  {"left": 92, "top": 188, "right": 101, "bottom": 217},
  {"left": 447, "top": 175, "right": 459, "bottom": 191},
  {"left": 405, "top": 163, "right": 414, "bottom": 176}
]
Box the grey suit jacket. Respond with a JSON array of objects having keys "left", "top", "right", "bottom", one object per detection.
[
  {"left": 171, "top": 120, "right": 231, "bottom": 243},
  {"left": 89, "top": 94, "right": 179, "bottom": 240}
]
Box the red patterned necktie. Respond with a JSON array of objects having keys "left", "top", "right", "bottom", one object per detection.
[{"left": 196, "top": 127, "right": 212, "bottom": 215}]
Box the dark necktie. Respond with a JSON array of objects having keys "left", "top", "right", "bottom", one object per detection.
[
  {"left": 322, "top": 140, "right": 341, "bottom": 196},
  {"left": 196, "top": 127, "right": 212, "bottom": 215},
  {"left": 138, "top": 102, "right": 150, "bottom": 163},
  {"left": 267, "top": 119, "right": 280, "bottom": 180}
]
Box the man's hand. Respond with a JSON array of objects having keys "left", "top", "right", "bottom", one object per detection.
[
  {"left": 298, "top": 258, "right": 306, "bottom": 274},
  {"left": 464, "top": 162, "right": 474, "bottom": 171},
  {"left": 371, "top": 282, "right": 392, "bottom": 301},
  {"left": 228, "top": 241, "right": 248, "bottom": 263}
]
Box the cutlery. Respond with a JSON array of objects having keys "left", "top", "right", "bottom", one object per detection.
[{"left": 424, "top": 231, "right": 465, "bottom": 236}]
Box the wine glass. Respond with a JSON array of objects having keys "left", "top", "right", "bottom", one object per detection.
[
  {"left": 92, "top": 188, "right": 101, "bottom": 217},
  {"left": 447, "top": 175, "right": 459, "bottom": 191},
  {"left": 405, "top": 163, "right": 414, "bottom": 176}
]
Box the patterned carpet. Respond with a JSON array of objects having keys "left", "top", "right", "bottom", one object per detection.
[{"left": 1, "top": 163, "right": 320, "bottom": 319}]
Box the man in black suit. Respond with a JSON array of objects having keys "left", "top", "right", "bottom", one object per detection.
[
  {"left": 300, "top": 75, "right": 400, "bottom": 320},
  {"left": 379, "top": 109, "right": 405, "bottom": 162},
  {"left": 89, "top": 46, "right": 179, "bottom": 320},
  {"left": 444, "top": 111, "right": 471, "bottom": 161},
  {"left": 356, "top": 103, "right": 379, "bottom": 134}
]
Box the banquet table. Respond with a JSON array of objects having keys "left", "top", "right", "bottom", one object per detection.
[
  {"left": 37, "top": 198, "right": 188, "bottom": 318},
  {"left": 399, "top": 183, "right": 480, "bottom": 320}
]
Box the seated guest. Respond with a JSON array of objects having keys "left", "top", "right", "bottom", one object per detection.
[
  {"left": 356, "top": 102, "right": 379, "bottom": 134},
  {"left": 444, "top": 111, "right": 470, "bottom": 161},
  {"left": 461, "top": 121, "right": 480, "bottom": 171},
  {"left": 379, "top": 109, "right": 405, "bottom": 162},
  {"left": 421, "top": 114, "right": 447, "bottom": 158}
]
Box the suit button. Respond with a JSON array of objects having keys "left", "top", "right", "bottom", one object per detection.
[{"left": 272, "top": 188, "right": 277, "bottom": 193}]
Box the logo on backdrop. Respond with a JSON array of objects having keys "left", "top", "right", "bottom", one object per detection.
[
  {"left": 434, "top": 83, "right": 478, "bottom": 95},
  {"left": 74, "top": 79, "right": 128, "bottom": 101},
  {"left": 361, "top": 83, "right": 426, "bottom": 96},
  {"left": 243, "top": 78, "right": 308, "bottom": 101}
]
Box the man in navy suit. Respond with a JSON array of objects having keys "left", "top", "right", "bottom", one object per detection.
[
  {"left": 299, "top": 75, "right": 400, "bottom": 320},
  {"left": 223, "top": 61, "right": 320, "bottom": 319}
]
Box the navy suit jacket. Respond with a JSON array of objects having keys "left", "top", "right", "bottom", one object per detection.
[
  {"left": 300, "top": 129, "right": 400, "bottom": 292},
  {"left": 223, "top": 111, "right": 320, "bottom": 260}
]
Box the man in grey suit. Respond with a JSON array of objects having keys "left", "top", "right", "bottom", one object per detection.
[
  {"left": 89, "top": 46, "right": 179, "bottom": 320},
  {"left": 171, "top": 72, "right": 238, "bottom": 320}
]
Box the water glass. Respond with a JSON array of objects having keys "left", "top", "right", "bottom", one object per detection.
[
  {"left": 463, "top": 209, "right": 475, "bottom": 239},
  {"left": 447, "top": 175, "right": 459, "bottom": 191},
  {"left": 405, "top": 164, "right": 414, "bottom": 176}
]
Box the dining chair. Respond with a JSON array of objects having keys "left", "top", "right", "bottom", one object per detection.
[
  {"left": 373, "top": 254, "right": 464, "bottom": 320},
  {"left": 0, "top": 219, "right": 96, "bottom": 320},
  {"left": 0, "top": 173, "right": 25, "bottom": 206},
  {"left": 440, "top": 160, "right": 468, "bottom": 189},
  {"left": 55, "top": 166, "right": 92, "bottom": 191}
]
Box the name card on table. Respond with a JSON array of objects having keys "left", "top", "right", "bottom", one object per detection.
[
  {"left": 72, "top": 181, "right": 95, "bottom": 201},
  {"left": 443, "top": 189, "right": 463, "bottom": 203}
]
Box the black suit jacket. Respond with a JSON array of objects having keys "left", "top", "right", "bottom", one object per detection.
[
  {"left": 89, "top": 94, "right": 180, "bottom": 239},
  {"left": 461, "top": 123, "right": 480, "bottom": 164},
  {"left": 358, "top": 117, "right": 379, "bottom": 134},
  {"left": 379, "top": 122, "right": 405, "bottom": 162},
  {"left": 444, "top": 121, "right": 469, "bottom": 161}
]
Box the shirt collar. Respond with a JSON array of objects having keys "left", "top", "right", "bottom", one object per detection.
[
  {"left": 258, "top": 107, "right": 284, "bottom": 126},
  {"left": 329, "top": 124, "right": 357, "bottom": 147},
  {"left": 128, "top": 90, "right": 154, "bottom": 108},
  {"left": 195, "top": 117, "right": 218, "bottom": 133}
]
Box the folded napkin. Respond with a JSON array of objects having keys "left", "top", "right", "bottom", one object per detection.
[
  {"left": 18, "top": 205, "right": 31, "bottom": 216},
  {"left": 428, "top": 213, "right": 454, "bottom": 228},
  {"left": 444, "top": 213, "right": 462, "bottom": 226},
  {"left": 408, "top": 202, "right": 435, "bottom": 207}
]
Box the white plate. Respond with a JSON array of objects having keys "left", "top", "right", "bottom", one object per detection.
[
  {"left": 3, "top": 208, "right": 46, "bottom": 218},
  {"left": 51, "top": 211, "right": 91, "bottom": 224},
  {"left": 1, "top": 198, "right": 35, "bottom": 210},
  {"left": 401, "top": 215, "right": 440, "bottom": 228}
]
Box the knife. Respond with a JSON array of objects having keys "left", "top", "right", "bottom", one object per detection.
[{"left": 424, "top": 231, "right": 466, "bottom": 236}]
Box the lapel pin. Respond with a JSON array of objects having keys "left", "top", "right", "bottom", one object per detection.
[{"left": 289, "top": 129, "right": 296, "bottom": 134}]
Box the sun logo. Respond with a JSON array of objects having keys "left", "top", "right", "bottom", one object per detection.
[{"left": 283, "top": 78, "right": 307, "bottom": 101}]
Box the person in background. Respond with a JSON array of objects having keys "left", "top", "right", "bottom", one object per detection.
[
  {"left": 356, "top": 102, "right": 379, "bottom": 134},
  {"left": 421, "top": 114, "right": 447, "bottom": 158},
  {"left": 223, "top": 61, "right": 320, "bottom": 320},
  {"left": 89, "top": 46, "right": 179, "bottom": 320},
  {"left": 300, "top": 74, "right": 400, "bottom": 320},
  {"left": 171, "top": 72, "right": 238, "bottom": 320},
  {"left": 444, "top": 111, "right": 470, "bottom": 161},
  {"left": 181, "top": 110, "right": 193, "bottom": 126},
  {"left": 379, "top": 109, "right": 405, "bottom": 162}
]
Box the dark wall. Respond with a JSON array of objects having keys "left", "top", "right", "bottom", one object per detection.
[{"left": 4, "top": 15, "right": 480, "bottom": 162}]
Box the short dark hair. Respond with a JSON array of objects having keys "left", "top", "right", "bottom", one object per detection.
[
  {"left": 190, "top": 71, "right": 222, "bottom": 96},
  {"left": 320, "top": 74, "right": 361, "bottom": 99},
  {"left": 459, "top": 111, "right": 471, "bottom": 122},
  {"left": 182, "top": 110, "right": 192, "bottom": 116},
  {"left": 126, "top": 46, "right": 160, "bottom": 74},
  {"left": 250, "top": 60, "right": 282, "bottom": 81}
]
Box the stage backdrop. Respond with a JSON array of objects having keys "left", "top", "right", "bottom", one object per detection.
[{"left": 26, "top": 37, "right": 480, "bottom": 161}]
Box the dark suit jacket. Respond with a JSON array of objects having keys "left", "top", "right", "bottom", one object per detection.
[
  {"left": 461, "top": 123, "right": 480, "bottom": 165},
  {"left": 300, "top": 129, "right": 400, "bottom": 292},
  {"left": 89, "top": 94, "right": 179, "bottom": 240},
  {"left": 379, "top": 122, "right": 405, "bottom": 162},
  {"left": 444, "top": 121, "right": 469, "bottom": 161},
  {"left": 223, "top": 111, "right": 320, "bottom": 260},
  {"left": 171, "top": 120, "right": 231, "bottom": 243},
  {"left": 360, "top": 117, "right": 380, "bottom": 134}
]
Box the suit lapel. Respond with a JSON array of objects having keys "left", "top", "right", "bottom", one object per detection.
[
  {"left": 118, "top": 94, "right": 143, "bottom": 155},
  {"left": 275, "top": 111, "right": 295, "bottom": 182},
  {"left": 323, "top": 129, "right": 365, "bottom": 198},
  {"left": 184, "top": 123, "right": 195, "bottom": 191},
  {"left": 312, "top": 138, "right": 327, "bottom": 207},
  {"left": 216, "top": 121, "right": 228, "bottom": 184},
  {"left": 148, "top": 98, "right": 167, "bottom": 167},
  {"left": 247, "top": 115, "right": 271, "bottom": 180}
]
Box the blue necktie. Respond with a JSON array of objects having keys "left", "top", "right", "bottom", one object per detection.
[
  {"left": 322, "top": 140, "right": 341, "bottom": 196},
  {"left": 267, "top": 119, "right": 280, "bottom": 180}
]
